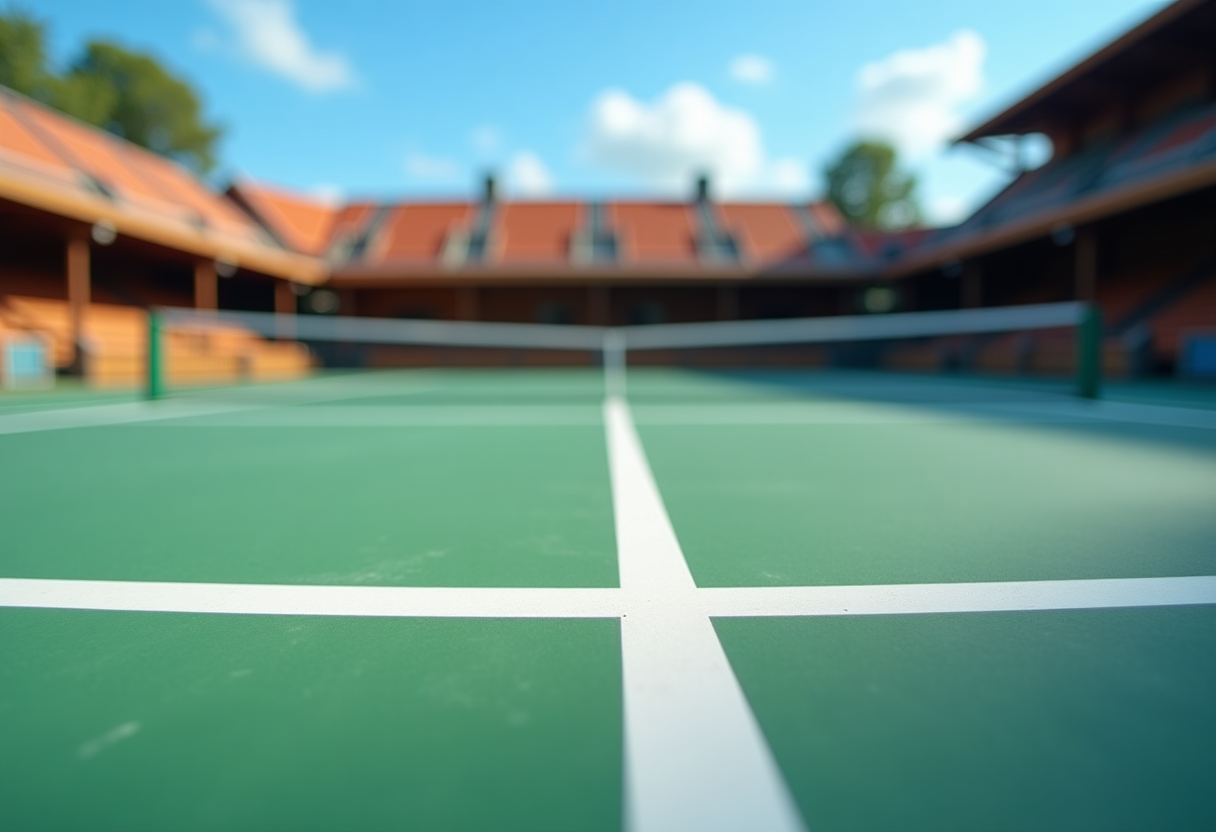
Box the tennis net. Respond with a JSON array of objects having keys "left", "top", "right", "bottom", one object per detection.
[{"left": 147, "top": 300, "right": 1103, "bottom": 399}]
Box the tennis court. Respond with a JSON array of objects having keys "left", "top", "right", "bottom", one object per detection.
[{"left": 2, "top": 364, "right": 1215, "bottom": 831}]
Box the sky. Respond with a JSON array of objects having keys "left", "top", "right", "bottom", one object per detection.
[{"left": 25, "top": 0, "right": 1167, "bottom": 224}]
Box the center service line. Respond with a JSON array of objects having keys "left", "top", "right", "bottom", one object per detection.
[{"left": 603, "top": 396, "right": 806, "bottom": 832}]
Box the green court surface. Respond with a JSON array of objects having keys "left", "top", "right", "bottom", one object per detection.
[
  {"left": 1, "top": 368, "right": 1214, "bottom": 831},
  {"left": 0, "top": 610, "right": 621, "bottom": 832}
]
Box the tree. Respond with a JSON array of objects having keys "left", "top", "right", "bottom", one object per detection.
[
  {"left": 0, "top": 10, "right": 222, "bottom": 174},
  {"left": 0, "top": 9, "right": 51, "bottom": 98},
  {"left": 824, "top": 140, "right": 921, "bottom": 230},
  {"left": 56, "top": 43, "right": 223, "bottom": 173}
]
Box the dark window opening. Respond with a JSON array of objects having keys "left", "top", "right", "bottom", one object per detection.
[
  {"left": 535, "top": 302, "right": 575, "bottom": 325},
  {"left": 627, "top": 301, "right": 666, "bottom": 325},
  {"left": 396, "top": 307, "right": 436, "bottom": 320}
]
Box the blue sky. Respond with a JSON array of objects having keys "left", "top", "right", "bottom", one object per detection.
[{"left": 28, "top": 0, "right": 1165, "bottom": 223}]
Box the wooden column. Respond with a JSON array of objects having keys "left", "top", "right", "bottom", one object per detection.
[
  {"left": 456, "top": 286, "right": 479, "bottom": 321},
  {"left": 275, "top": 281, "right": 297, "bottom": 316},
  {"left": 194, "top": 260, "right": 218, "bottom": 310},
  {"left": 716, "top": 285, "right": 739, "bottom": 321},
  {"left": 66, "top": 233, "right": 90, "bottom": 373},
  {"left": 961, "top": 261, "right": 983, "bottom": 308},
  {"left": 274, "top": 281, "right": 297, "bottom": 340},
  {"left": 1074, "top": 227, "right": 1097, "bottom": 301},
  {"left": 587, "top": 285, "right": 610, "bottom": 326}
]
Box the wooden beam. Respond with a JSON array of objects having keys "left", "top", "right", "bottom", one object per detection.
[
  {"left": 194, "top": 260, "right": 218, "bottom": 310},
  {"left": 66, "top": 233, "right": 90, "bottom": 373},
  {"left": 274, "top": 281, "right": 297, "bottom": 340}
]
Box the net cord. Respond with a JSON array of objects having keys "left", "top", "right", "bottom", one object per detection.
[
  {"left": 160, "top": 301, "right": 1087, "bottom": 352},
  {"left": 151, "top": 301, "right": 1097, "bottom": 397}
]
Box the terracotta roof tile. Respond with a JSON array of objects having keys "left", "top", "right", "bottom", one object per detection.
[
  {"left": 18, "top": 99, "right": 176, "bottom": 211},
  {"left": 0, "top": 104, "right": 77, "bottom": 184},
  {"left": 374, "top": 203, "right": 473, "bottom": 263},
  {"left": 229, "top": 180, "right": 341, "bottom": 256},
  {"left": 494, "top": 202, "right": 581, "bottom": 263},
  {"left": 608, "top": 203, "right": 698, "bottom": 264},
  {"left": 717, "top": 204, "right": 807, "bottom": 264},
  {"left": 0, "top": 91, "right": 332, "bottom": 280}
]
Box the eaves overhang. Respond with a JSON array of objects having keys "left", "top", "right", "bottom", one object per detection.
[{"left": 0, "top": 160, "right": 329, "bottom": 285}]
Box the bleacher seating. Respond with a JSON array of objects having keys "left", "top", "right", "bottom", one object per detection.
[{"left": 0, "top": 296, "right": 313, "bottom": 388}]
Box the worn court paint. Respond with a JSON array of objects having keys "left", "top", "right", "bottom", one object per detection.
[
  {"left": 0, "top": 426, "right": 618, "bottom": 587},
  {"left": 714, "top": 606, "right": 1216, "bottom": 831},
  {"left": 604, "top": 397, "right": 805, "bottom": 832},
  {"left": 0, "top": 609, "right": 622, "bottom": 832},
  {"left": 640, "top": 419, "right": 1216, "bottom": 587},
  {"left": 5, "top": 575, "right": 1214, "bottom": 619}
]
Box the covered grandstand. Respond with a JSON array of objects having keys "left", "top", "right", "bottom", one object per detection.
[{"left": 1, "top": 0, "right": 1213, "bottom": 383}]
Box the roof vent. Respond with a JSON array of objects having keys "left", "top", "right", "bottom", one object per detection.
[
  {"left": 570, "top": 202, "right": 618, "bottom": 265},
  {"left": 694, "top": 197, "right": 739, "bottom": 265},
  {"left": 444, "top": 182, "right": 497, "bottom": 267},
  {"left": 342, "top": 204, "right": 393, "bottom": 263},
  {"left": 695, "top": 173, "right": 710, "bottom": 203}
]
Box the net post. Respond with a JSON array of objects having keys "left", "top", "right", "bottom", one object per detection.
[
  {"left": 146, "top": 309, "right": 164, "bottom": 400},
  {"left": 603, "top": 329, "right": 626, "bottom": 398},
  {"left": 1076, "top": 303, "right": 1102, "bottom": 399}
]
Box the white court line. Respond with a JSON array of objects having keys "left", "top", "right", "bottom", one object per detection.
[
  {"left": 699, "top": 575, "right": 1216, "bottom": 617},
  {"left": 0, "top": 580, "right": 624, "bottom": 618},
  {"left": 605, "top": 397, "right": 805, "bottom": 832},
  {"left": 149, "top": 405, "right": 602, "bottom": 427},
  {"left": 3, "top": 391, "right": 1215, "bottom": 831},
  {"left": 0, "top": 377, "right": 437, "bottom": 435},
  {"left": 633, "top": 400, "right": 1216, "bottom": 429},
  {"left": 2, "top": 575, "right": 1213, "bottom": 619},
  {"left": 0, "top": 401, "right": 259, "bottom": 436}
]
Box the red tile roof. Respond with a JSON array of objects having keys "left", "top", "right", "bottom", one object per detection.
[
  {"left": 227, "top": 180, "right": 341, "bottom": 256},
  {"left": 494, "top": 202, "right": 582, "bottom": 264},
  {"left": 609, "top": 203, "right": 698, "bottom": 265},
  {"left": 717, "top": 204, "right": 807, "bottom": 264},
  {"left": 0, "top": 88, "right": 325, "bottom": 282},
  {"left": 375, "top": 203, "right": 473, "bottom": 263}
]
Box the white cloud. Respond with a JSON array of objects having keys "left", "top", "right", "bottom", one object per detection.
[
  {"left": 762, "top": 157, "right": 810, "bottom": 193},
  {"left": 405, "top": 152, "right": 460, "bottom": 180},
  {"left": 506, "top": 151, "right": 554, "bottom": 196},
  {"left": 855, "top": 30, "right": 985, "bottom": 158},
  {"left": 729, "top": 54, "right": 774, "bottom": 85},
  {"left": 470, "top": 125, "right": 502, "bottom": 155},
  {"left": 582, "top": 82, "right": 806, "bottom": 196},
  {"left": 207, "top": 0, "right": 356, "bottom": 93}
]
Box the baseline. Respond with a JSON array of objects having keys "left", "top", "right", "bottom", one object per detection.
[{"left": 3, "top": 576, "right": 1213, "bottom": 619}]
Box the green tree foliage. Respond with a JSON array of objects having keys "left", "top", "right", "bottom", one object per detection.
[
  {"left": 0, "top": 10, "right": 222, "bottom": 173},
  {"left": 0, "top": 9, "right": 50, "bottom": 97},
  {"left": 824, "top": 140, "right": 921, "bottom": 230}
]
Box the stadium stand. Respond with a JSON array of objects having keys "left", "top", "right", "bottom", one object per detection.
[{"left": 0, "top": 0, "right": 1213, "bottom": 384}]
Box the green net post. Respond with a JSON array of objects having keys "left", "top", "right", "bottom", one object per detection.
[
  {"left": 1076, "top": 304, "right": 1102, "bottom": 399},
  {"left": 146, "top": 309, "right": 164, "bottom": 400}
]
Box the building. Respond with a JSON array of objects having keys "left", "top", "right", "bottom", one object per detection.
[{"left": 2, "top": 0, "right": 1213, "bottom": 383}]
